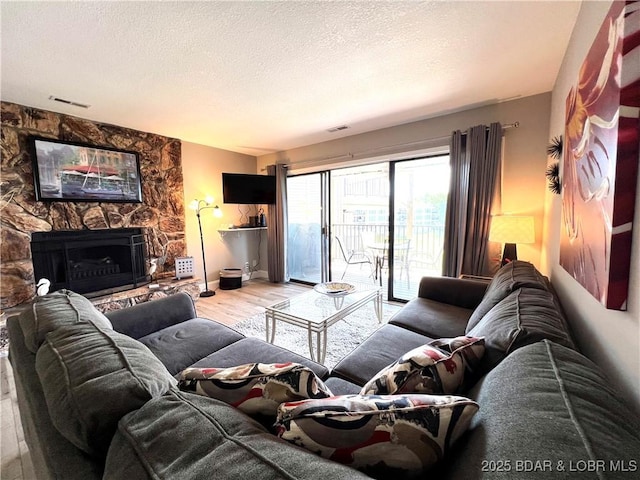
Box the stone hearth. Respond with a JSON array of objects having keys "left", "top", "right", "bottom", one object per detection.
[{"left": 90, "top": 276, "right": 201, "bottom": 313}]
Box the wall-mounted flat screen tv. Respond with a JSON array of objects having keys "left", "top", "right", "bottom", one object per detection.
[
  {"left": 222, "top": 173, "right": 276, "bottom": 204},
  {"left": 30, "top": 136, "right": 142, "bottom": 203}
]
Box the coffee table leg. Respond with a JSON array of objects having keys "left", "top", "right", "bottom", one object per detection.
[
  {"left": 307, "top": 326, "right": 327, "bottom": 364},
  {"left": 265, "top": 313, "right": 270, "bottom": 342},
  {"left": 307, "top": 325, "right": 316, "bottom": 362},
  {"left": 320, "top": 329, "right": 327, "bottom": 364},
  {"left": 265, "top": 312, "right": 276, "bottom": 343},
  {"left": 374, "top": 291, "right": 383, "bottom": 323}
]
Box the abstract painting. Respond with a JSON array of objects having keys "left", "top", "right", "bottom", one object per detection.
[{"left": 560, "top": 1, "right": 639, "bottom": 310}]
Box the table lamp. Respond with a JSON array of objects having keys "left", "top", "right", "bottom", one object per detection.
[{"left": 489, "top": 215, "right": 535, "bottom": 267}]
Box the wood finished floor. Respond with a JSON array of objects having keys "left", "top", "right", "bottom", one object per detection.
[{"left": 0, "top": 279, "right": 319, "bottom": 479}]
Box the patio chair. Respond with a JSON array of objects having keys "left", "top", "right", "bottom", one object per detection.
[
  {"left": 394, "top": 238, "right": 412, "bottom": 288},
  {"left": 334, "top": 235, "right": 373, "bottom": 280},
  {"left": 360, "top": 232, "right": 411, "bottom": 287}
]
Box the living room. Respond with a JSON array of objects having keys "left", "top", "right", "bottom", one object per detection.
[{"left": 1, "top": 1, "right": 639, "bottom": 478}]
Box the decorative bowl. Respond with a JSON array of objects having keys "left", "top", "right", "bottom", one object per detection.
[{"left": 314, "top": 282, "right": 356, "bottom": 295}]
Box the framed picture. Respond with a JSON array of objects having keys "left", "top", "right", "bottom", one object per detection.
[{"left": 30, "top": 136, "right": 143, "bottom": 203}]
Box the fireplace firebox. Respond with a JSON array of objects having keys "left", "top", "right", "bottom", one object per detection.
[{"left": 31, "top": 228, "right": 149, "bottom": 297}]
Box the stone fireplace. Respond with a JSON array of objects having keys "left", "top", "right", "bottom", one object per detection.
[
  {"left": 31, "top": 228, "right": 149, "bottom": 297},
  {"left": 1, "top": 101, "right": 187, "bottom": 309}
]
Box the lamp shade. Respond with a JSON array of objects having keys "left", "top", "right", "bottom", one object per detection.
[{"left": 489, "top": 215, "right": 535, "bottom": 244}]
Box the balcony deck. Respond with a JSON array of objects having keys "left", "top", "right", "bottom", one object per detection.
[
  {"left": 330, "top": 223, "right": 444, "bottom": 301},
  {"left": 331, "top": 261, "right": 443, "bottom": 301}
]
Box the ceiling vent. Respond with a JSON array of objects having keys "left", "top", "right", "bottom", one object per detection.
[
  {"left": 327, "top": 125, "right": 349, "bottom": 133},
  {"left": 48, "top": 95, "right": 90, "bottom": 109}
]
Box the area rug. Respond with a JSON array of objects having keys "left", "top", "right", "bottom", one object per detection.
[{"left": 233, "top": 302, "right": 401, "bottom": 369}]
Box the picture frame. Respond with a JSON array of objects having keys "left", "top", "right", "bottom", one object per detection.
[{"left": 30, "top": 136, "right": 143, "bottom": 203}]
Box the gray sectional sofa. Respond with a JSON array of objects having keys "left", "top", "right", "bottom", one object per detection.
[{"left": 7, "top": 261, "right": 640, "bottom": 479}]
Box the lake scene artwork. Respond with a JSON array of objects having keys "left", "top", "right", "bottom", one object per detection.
[{"left": 32, "top": 137, "right": 142, "bottom": 203}]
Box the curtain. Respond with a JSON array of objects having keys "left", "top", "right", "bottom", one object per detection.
[
  {"left": 267, "top": 164, "right": 289, "bottom": 282},
  {"left": 443, "top": 130, "right": 469, "bottom": 277},
  {"left": 444, "top": 122, "right": 502, "bottom": 277}
]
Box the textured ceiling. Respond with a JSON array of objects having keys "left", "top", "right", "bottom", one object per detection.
[{"left": 1, "top": 1, "right": 581, "bottom": 156}]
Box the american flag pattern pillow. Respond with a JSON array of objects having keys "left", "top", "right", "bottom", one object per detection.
[
  {"left": 360, "top": 336, "right": 485, "bottom": 395},
  {"left": 276, "top": 394, "right": 478, "bottom": 477},
  {"left": 178, "top": 362, "right": 332, "bottom": 416}
]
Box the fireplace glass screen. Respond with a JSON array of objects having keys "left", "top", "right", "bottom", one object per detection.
[{"left": 31, "top": 228, "right": 148, "bottom": 297}]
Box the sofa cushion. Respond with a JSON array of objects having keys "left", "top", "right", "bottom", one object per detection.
[
  {"left": 388, "top": 297, "right": 472, "bottom": 338},
  {"left": 466, "top": 261, "right": 550, "bottom": 331},
  {"left": 331, "top": 324, "right": 434, "bottom": 386},
  {"left": 444, "top": 341, "right": 640, "bottom": 478},
  {"left": 276, "top": 394, "right": 479, "bottom": 478},
  {"left": 466, "top": 288, "right": 574, "bottom": 371},
  {"left": 106, "top": 291, "right": 197, "bottom": 339},
  {"left": 138, "top": 318, "right": 244, "bottom": 376},
  {"left": 18, "top": 289, "right": 113, "bottom": 353},
  {"left": 325, "top": 376, "right": 362, "bottom": 395},
  {"left": 35, "top": 323, "right": 176, "bottom": 457},
  {"left": 189, "top": 337, "right": 330, "bottom": 379},
  {"left": 360, "top": 336, "right": 485, "bottom": 395},
  {"left": 178, "top": 363, "right": 332, "bottom": 417},
  {"left": 104, "top": 389, "right": 371, "bottom": 480}
]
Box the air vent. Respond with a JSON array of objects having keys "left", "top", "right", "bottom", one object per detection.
[
  {"left": 327, "top": 125, "right": 349, "bottom": 133},
  {"left": 48, "top": 95, "right": 90, "bottom": 109}
]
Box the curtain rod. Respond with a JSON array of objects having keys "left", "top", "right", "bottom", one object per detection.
[{"left": 265, "top": 121, "right": 519, "bottom": 171}]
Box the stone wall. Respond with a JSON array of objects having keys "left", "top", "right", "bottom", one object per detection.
[{"left": 0, "top": 101, "right": 186, "bottom": 309}]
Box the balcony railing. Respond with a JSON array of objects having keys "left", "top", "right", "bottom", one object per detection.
[
  {"left": 332, "top": 222, "right": 443, "bottom": 262},
  {"left": 331, "top": 223, "right": 444, "bottom": 299}
]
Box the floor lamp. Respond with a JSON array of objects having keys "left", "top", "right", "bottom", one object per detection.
[
  {"left": 190, "top": 198, "right": 222, "bottom": 297},
  {"left": 489, "top": 215, "right": 535, "bottom": 267}
]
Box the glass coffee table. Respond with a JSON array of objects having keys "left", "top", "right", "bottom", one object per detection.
[{"left": 265, "top": 284, "right": 382, "bottom": 363}]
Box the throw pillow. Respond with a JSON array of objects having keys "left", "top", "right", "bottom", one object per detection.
[
  {"left": 360, "top": 336, "right": 485, "bottom": 395},
  {"left": 19, "top": 289, "right": 113, "bottom": 353},
  {"left": 275, "top": 394, "right": 479, "bottom": 478},
  {"left": 36, "top": 322, "right": 176, "bottom": 458},
  {"left": 178, "top": 362, "right": 333, "bottom": 416}
]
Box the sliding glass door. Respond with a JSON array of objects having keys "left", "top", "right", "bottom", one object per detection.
[
  {"left": 391, "top": 156, "right": 449, "bottom": 300},
  {"left": 330, "top": 164, "right": 389, "bottom": 285},
  {"left": 286, "top": 154, "right": 449, "bottom": 301},
  {"left": 287, "top": 173, "right": 328, "bottom": 284}
]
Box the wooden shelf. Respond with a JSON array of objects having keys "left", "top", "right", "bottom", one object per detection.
[{"left": 218, "top": 227, "right": 266, "bottom": 238}]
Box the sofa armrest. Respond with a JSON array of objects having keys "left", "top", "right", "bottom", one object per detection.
[
  {"left": 7, "top": 316, "right": 104, "bottom": 480},
  {"left": 106, "top": 292, "right": 197, "bottom": 339},
  {"left": 417, "top": 276, "right": 488, "bottom": 310}
]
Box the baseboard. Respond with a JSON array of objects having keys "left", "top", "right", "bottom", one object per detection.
[
  {"left": 243, "top": 270, "right": 268, "bottom": 281},
  {"left": 201, "top": 279, "right": 219, "bottom": 292}
]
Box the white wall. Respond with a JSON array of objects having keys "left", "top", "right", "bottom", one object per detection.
[
  {"left": 258, "top": 93, "right": 552, "bottom": 269},
  {"left": 181, "top": 141, "right": 268, "bottom": 290},
  {"left": 542, "top": 0, "right": 640, "bottom": 412}
]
